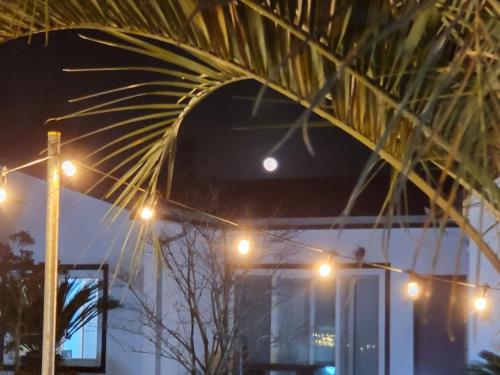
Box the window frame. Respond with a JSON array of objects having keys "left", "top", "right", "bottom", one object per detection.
[
  {"left": 413, "top": 274, "right": 467, "bottom": 375},
  {"left": 335, "top": 267, "right": 387, "bottom": 375},
  {"left": 234, "top": 262, "right": 390, "bottom": 375},
  {"left": 0, "top": 264, "right": 109, "bottom": 374}
]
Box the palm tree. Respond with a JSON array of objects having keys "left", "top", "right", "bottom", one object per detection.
[
  {"left": 0, "top": 232, "right": 118, "bottom": 373},
  {"left": 7, "top": 276, "right": 117, "bottom": 373},
  {"left": 468, "top": 350, "right": 500, "bottom": 375},
  {"left": 0, "top": 0, "right": 497, "bottom": 271}
]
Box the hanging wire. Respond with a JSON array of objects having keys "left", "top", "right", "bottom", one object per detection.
[
  {"left": 4, "top": 158, "right": 497, "bottom": 292},
  {"left": 77, "top": 161, "right": 500, "bottom": 293},
  {"left": 1, "top": 156, "right": 53, "bottom": 175}
]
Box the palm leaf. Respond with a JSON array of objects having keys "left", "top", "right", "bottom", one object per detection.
[{"left": 0, "top": 0, "right": 497, "bottom": 270}]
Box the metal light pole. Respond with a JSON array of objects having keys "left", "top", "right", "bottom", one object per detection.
[{"left": 41, "top": 131, "right": 61, "bottom": 375}]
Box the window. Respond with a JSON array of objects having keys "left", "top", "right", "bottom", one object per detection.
[
  {"left": 414, "top": 276, "right": 467, "bottom": 375},
  {"left": 336, "top": 269, "right": 385, "bottom": 375},
  {"left": 235, "top": 266, "right": 386, "bottom": 375},
  {"left": 0, "top": 264, "right": 109, "bottom": 373},
  {"left": 59, "top": 268, "right": 105, "bottom": 369}
]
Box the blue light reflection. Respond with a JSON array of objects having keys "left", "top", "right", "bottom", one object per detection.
[{"left": 315, "top": 366, "right": 336, "bottom": 375}]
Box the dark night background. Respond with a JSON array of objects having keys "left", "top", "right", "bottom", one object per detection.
[{"left": 0, "top": 31, "right": 429, "bottom": 219}]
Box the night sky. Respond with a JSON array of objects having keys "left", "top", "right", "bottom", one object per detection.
[{"left": 0, "top": 30, "right": 426, "bottom": 218}]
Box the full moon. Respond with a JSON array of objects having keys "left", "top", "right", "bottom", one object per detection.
[{"left": 262, "top": 157, "right": 279, "bottom": 172}]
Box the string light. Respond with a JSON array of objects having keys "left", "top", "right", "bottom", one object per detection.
[
  {"left": 0, "top": 186, "right": 6, "bottom": 203},
  {"left": 0, "top": 167, "right": 6, "bottom": 202},
  {"left": 237, "top": 239, "right": 251, "bottom": 255},
  {"left": 406, "top": 281, "right": 421, "bottom": 300},
  {"left": 318, "top": 260, "right": 333, "bottom": 278},
  {"left": 140, "top": 207, "right": 155, "bottom": 221},
  {"left": 78, "top": 161, "right": 500, "bottom": 294},
  {"left": 61, "top": 160, "right": 77, "bottom": 177},
  {"left": 473, "top": 285, "right": 489, "bottom": 312},
  {"left": 474, "top": 297, "right": 487, "bottom": 312}
]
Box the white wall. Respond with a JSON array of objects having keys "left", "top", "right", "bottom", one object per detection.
[
  {"left": 0, "top": 172, "right": 148, "bottom": 375},
  {"left": 142, "top": 245, "right": 186, "bottom": 375},
  {"left": 142, "top": 219, "right": 468, "bottom": 375},
  {"left": 266, "top": 226, "right": 467, "bottom": 375},
  {"left": 3, "top": 172, "right": 496, "bottom": 375},
  {"left": 466, "top": 189, "right": 500, "bottom": 361}
]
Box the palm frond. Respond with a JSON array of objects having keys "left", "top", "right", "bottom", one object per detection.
[{"left": 0, "top": 0, "right": 498, "bottom": 270}]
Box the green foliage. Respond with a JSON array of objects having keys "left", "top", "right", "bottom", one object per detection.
[
  {"left": 0, "top": 231, "right": 118, "bottom": 373},
  {"left": 468, "top": 351, "right": 500, "bottom": 375},
  {"left": 0, "top": 0, "right": 497, "bottom": 270}
]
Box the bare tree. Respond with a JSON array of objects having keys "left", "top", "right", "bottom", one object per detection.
[{"left": 118, "top": 211, "right": 295, "bottom": 375}]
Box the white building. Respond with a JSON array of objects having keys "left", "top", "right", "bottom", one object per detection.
[{"left": 0, "top": 172, "right": 498, "bottom": 375}]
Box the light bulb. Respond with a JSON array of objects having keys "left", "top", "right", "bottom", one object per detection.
[
  {"left": 318, "top": 262, "right": 332, "bottom": 278},
  {"left": 474, "top": 296, "right": 487, "bottom": 312},
  {"left": 262, "top": 157, "right": 278, "bottom": 173},
  {"left": 140, "top": 207, "right": 154, "bottom": 220},
  {"left": 406, "top": 281, "right": 421, "bottom": 300},
  {"left": 0, "top": 187, "right": 6, "bottom": 202},
  {"left": 238, "top": 239, "right": 250, "bottom": 255},
  {"left": 62, "top": 160, "right": 77, "bottom": 177}
]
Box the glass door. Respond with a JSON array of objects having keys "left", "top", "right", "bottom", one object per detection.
[
  {"left": 335, "top": 268, "right": 386, "bottom": 375},
  {"left": 269, "top": 269, "right": 336, "bottom": 372},
  {"left": 236, "top": 267, "right": 386, "bottom": 375}
]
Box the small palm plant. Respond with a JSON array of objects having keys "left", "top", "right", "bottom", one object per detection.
[
  {"left": 0, "top": 231, "right": 118, "bottom": 373},
  {"left": 468, "top": 351, "right": 500, "bottom": 375}
]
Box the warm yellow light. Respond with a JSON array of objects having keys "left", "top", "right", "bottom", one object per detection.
[
  {"left": 474, "top": 296, "right": 487, "bottom": 312},
  {"left": 406, "top": 281, "right": 421, "bottom": 300},
  {"left": 0, "top": 187, "right": 6, "bottom": 203},
  {"left": 312, "top": 332, "right": 335, "bottom": 348},
  {"left": 318, "top": 262, "right": 332, "bottom": 278},
  {"left": 140, "top": 207, "right": 154, "bottom": 220},
  {"left": 238, "top": 239, "right": 250, "bottom": 255},
  {"left": 62, "top": 160, "right": 77, "bottom": 177}
]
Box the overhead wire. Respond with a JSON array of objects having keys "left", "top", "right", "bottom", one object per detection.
[
  {"left": 78, "top": 161, "right": 500, "bottom": 293},
  {"left": 3, "top": 158, "right": 496, "bottom": 292}
]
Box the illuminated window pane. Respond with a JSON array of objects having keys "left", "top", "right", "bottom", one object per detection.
[
  {"left": 235, "top": 275, "right": 272, "bottom": 363},
  {"left": 275, "top": 278, "right": 310, "bottom": 364},
  {"left": 312, "top": 278, "right": 336, "bottom": 364},
  {"left": 61, "top": 278, "right": 99, "bottom": 361},
  {"left": 337, "top": 275, "right": 379, "bottom": 375}
]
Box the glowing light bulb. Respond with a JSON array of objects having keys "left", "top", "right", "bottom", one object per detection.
[
  {"left": 238, "top": 239, "right": 250, "bottom": 255},
  {"left": 62, "top": 160, "right": 77, "bottom": 177},
  {"left": 140, "top": 207, "right": 154, "bottom": 220},
  {"left": 406, "top": 281, "right": 421, "bottom": 300},
  {"left": 474, "top": 296, "right": 487, "bottom": 312},
  {"left": 318, "top": 262, "right": 332, "bottom": 278},
  {"left": 0, "top": 187, "right": 6, "bottom": 202},
  {"left": 262, "top": 157, "right": 278, "bottom": 173}
]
